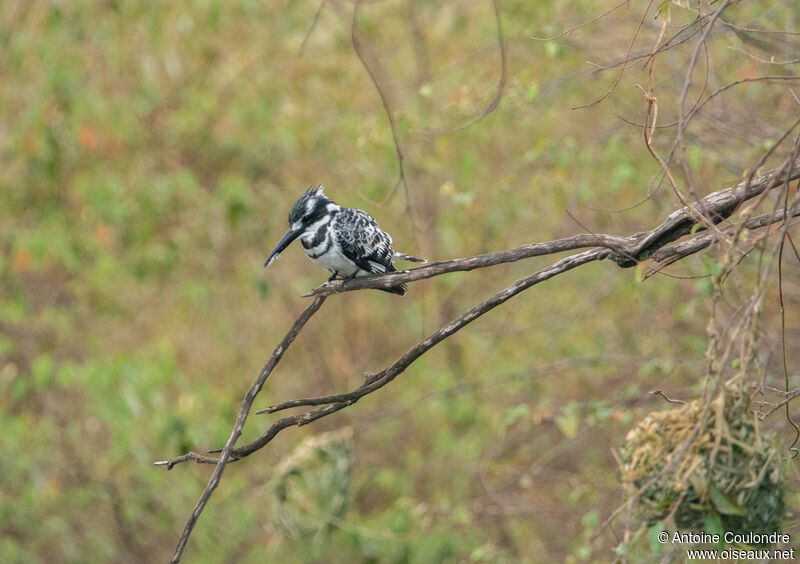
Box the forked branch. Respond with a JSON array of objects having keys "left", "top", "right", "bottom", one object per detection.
[
  {"left": 155, "top": 296, "right": 326, "bottom": 563},
  {"left": 157, "top": 157, "right": 800, "bottom": 564}
]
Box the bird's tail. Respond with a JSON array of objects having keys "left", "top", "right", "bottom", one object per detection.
[
  {"left": 379, "top": 282, "right": 408, "bottom": 296},
  {"left": 394, "top": 251, "right": 426, "bottom": 263}
]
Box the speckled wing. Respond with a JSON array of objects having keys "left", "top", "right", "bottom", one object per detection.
[{"left": 333, "top": 208, "right": 396, "bottom": 275}]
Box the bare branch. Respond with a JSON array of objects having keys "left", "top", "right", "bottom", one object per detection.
[
  {"left": 159, "top": 296, "right": 326, "bottom": 564},
  {"left": 159, "top": 157, "right": 800, "bottom": 563},
  {"left": 258, "top": 248, "right": 608, "bottom": 416},
  {"left": 302, "top": 158, "right": 800, "bottom": 296},
  {"left": 648, "top": 209, "right": 800, "bottom": 269},
  {"left": 302, "top": 233, "right": 629, "bottom": 296}
]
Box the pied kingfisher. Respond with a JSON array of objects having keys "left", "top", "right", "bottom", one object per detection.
[{"left": 265, "top": 185, "right": 425, "bottom": 295}]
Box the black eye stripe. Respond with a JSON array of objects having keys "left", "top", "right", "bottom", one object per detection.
[
  {"left": 287, "top": 191, "right": 333, "bottom": 225},
  {"left": 302, "top": 199, "right": 328, "bottom": 222}
]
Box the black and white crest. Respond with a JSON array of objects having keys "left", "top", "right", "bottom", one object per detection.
[
  {"left": 288, "top": 185, "right": 330, "bottom": 226},
  {"left": 265, "top": 185, "right": 425, "bottom": 295}
]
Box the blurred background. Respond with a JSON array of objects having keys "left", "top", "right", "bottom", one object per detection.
[{"left": 1, "top": 1, "right": 798, "bottom": 562}]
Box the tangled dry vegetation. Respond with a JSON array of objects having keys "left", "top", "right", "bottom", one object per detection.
[{"left": 619, "top": 382, "right": 785, "bottom": 538}]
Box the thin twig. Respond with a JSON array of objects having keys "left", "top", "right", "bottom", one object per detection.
[
  {"left": 650, "top": 389, "right": 687, "bottom": 405},
  {"left": 299, "top": 0, "right": 327, "bottom": 55},
  {"left": 776, "top": 140, "right": 800, "bottom": 456},
  {"left": 422, "top": 0, "right": 506, "bottom": 136},
  {"left": 571, "top": 0, "right": 655, "bottom": 110},
  {"left": 614, "top": 75, "right": 800, "bottom": 130},
  {"left": 761, "top": 390, "right": 800, "bottom": 419},
  {"left": 529, "top": 0, "right": 630, "bottom": 41},
  {"left": 351, "top": 0, "right": 416, "bottom": 226},
  {"left": 671, "top": 0, "right": 731, "bottom": 227}
]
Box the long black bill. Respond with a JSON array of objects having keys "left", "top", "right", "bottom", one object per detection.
[{"left": 264, "top": 227, "right": 302, "bottom": 267}]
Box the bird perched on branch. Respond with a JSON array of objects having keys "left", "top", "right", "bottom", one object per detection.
[{"left": 265, "top": 185, "right": 425, "bottom": 295}]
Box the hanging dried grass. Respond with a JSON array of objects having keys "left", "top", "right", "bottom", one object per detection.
[{"left": 618, "top": 384, "right": 785, "bottom": 539}]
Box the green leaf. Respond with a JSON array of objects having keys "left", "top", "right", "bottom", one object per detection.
[
  {"left": 704, "top": 512, "right": 725, "bottom": 551},
  {"left": 647, "top": 521, "right": 665, "bottom": 554},
  {"left": 656, "top": 0, "right": 671, "bottom": 22},
  {"left": 710, "top": 484, "right": 746, "bottom": 516}
]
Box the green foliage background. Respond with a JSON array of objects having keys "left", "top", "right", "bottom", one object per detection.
[{"left": 1, "top": 1, "right": 798, "bottom": 562}]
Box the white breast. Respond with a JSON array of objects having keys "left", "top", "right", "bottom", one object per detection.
[
  {"left": 299, "top": 216, "right": 365, "bottom": 278},
  {"left": 306, "top": 245, "right": 363, "bottom": 278}
]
